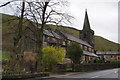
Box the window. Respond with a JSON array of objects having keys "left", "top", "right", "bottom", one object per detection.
[
  {"left": 118, "top": 57, "right": 120, "bottom": 60},
  {"left": 91, "top": 49, "right": 94, "bottom": 52},
  {"left": 89, "top": 48, "right": 91, "bottom": 52},
  {"left": 84, "top": 46, "right": 87, "bottom": 51},
  {"left": 68, "top": 41, "right": 71, "bottom": 45},
  {"left": 80, "top": 45, "right": 83, "bottom": 49},
  {"left": 62, "top": 41, "right": 65, "bottom": 45}
]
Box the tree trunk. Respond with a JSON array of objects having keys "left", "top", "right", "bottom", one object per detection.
[
  {"left": 36, "top": 28, "right": 44, "bottom": 72},
  {"left": 36, "top": 2, "right": 49, "bottom": 72},
  {"left": 12, "top": 1, "right": 25, "bottom": 66}
]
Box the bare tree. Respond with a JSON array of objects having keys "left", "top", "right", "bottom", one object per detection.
[
  {"left": 0, "top": 1, "right": 13, "bottom": 8},
  {"left": 23, "top": 0, "right": 73, "bottom": 71},
  {"left": 1, "top": 0, "right": 73, "bottom": 72},
  {"left": 13, "top": 1, "right": 25, "bottom": 65},
  {"left": 1, "top": 1, "right": 26, "bottom": 66}
]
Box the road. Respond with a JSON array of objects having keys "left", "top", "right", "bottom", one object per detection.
[
  {"left": 62, "top": 68, "right": 119, "bottom": 78},
  {"left": 26, "top": 68, "right": 120, "bottom": 80}
]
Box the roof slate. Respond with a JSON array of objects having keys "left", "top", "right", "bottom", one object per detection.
[
  {"left": 26, "top": 29, "right": 92, "bottom": 48},
  {"left": 43, "top": 29, "right": 65, "bottom": 40},
  {"left": 43, "top": 29, "right": 54, "bottom": 37},
  {"left": 96, "top": 52, "right": 120, "bottom": 55},
  {"left": 60, "top": 31, "right": 92, "bottom": 48},
  {"left": 83, "top": 51, "right": 98, "bottom": 57}
]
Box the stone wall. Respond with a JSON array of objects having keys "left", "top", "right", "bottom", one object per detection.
[
  {"left": 74, "top": 63, "right": 120, "bottom": 72},
  {"left": 57, "top": 63, "right": 120, "bottom": 72}
]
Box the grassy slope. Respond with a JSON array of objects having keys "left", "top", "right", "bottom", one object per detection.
[
  {"left": 2, "top": 13, "right": 31, "bottom": 51},
  {"left": 0, "top": 53, "right": 10, "bottom": 60},
  {"left": 46, "top": 24, "right": 80, "bottom": 38},
  {"left": 94, "top": 36, "right": 119, "bottom": 51},
  {"left": 1, "top": 13, "right": 119, "bottom": 51}
]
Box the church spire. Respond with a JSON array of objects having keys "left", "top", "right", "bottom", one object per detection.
[
  {"left": 83, "top": 9, "right": 91, "bottom": 30},
  {"left": 80, "top": 9, "right": 94, "bottom": 47}
]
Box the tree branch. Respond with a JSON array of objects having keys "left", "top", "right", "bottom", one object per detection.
[{"left": 0, "top": 1, "right": 12, "bottom": 8}]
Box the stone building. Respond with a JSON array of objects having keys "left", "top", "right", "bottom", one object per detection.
[
  {"left": 57, "top": 31, "right": 98, "bottom": 63},
  {"left": 96, "top": 51, "right": 120, "bottom": 62},
  {"left": 19, "top": 28, "right": 98, "bottom": 65},
  {"left": 20, "top": 10, "right": 98, "bottom": 65},
  {"left": 15, "top": 10, "right": 98, "bottom": 71}
]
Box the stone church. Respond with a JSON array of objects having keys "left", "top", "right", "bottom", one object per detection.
[
  {"left": 13, "top": 10, "right": 98, "bottom": 71},
  {"left": 80, "top": 10, "right": 94, "bottom": 47}
]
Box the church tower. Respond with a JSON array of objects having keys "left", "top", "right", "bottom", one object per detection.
[{"left": 80, "top": 10, "right": 94, "bottom": 47}]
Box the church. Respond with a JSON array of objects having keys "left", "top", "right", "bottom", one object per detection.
[
  {"left": 11, "top": 10, "right": 99, "bottom": 72},
  {"left": 19, "top": 10, "right": 98, "bottom": 64}
]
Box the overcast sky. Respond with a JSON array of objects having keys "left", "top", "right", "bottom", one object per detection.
[
  {"left": 0, "top": 0, "right": 119, "bottom": 43},
  {"left": 67, "top": 0, "right": 119, "bottom": 43}
]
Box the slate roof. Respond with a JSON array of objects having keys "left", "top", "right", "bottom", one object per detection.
[
  {"left": 83, "top": 51, "right": 98, "bottom": 57},
  {"left": 43, "top": 29, "right": 65, "bottom": 40},
  {"left": 60, "top": 31, "right": 93, "bottom": 48},
  {"left": 25, "top": 25, "right": 94, "bottom": 47},
  {"left": 25, "top": 29, "right": 92, "bottom": 48},
  {"left": 96, "top": 51, "right": 120, "bottom": 55},
  {"left": 43, "top": 29, "right": 54, "bottom": 37},
  {"left": 24, "top": 29, "right": 65, "bottom": 41}
]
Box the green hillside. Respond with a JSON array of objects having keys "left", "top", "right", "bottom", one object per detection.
[
  {"left": 2, "top": 13, "right": 29, "bottom": 51},
  {"left": 94, "top": 36, "right": 119, "bottom": 51},
  {"left": 1, "top": 13, "right": 119, "bottom": 51},
  {"left": 46, "top": 24, "right": 80, "bottom": 38}
]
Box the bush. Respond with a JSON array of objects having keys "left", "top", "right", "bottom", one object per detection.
[
  {"left": 66, "top": 67, "right": 72, "bottom": 71},
  {"left": 42, "top": 46, "right": 66, "bottom": 71},
  {"left": 67, "top": 42, "right": 83, "bottom": 64},
  {"left": 110, "top": 61, "right": 120, "bottom": 63},
  {"left": 95, "top": 59, "right": 104, "bottom": 63},
  {"left": 0, "top": 53, "right": 10, "bottom": 60},
  {"left": 3, "top": 65, "right": 23, "bottom": 72}
]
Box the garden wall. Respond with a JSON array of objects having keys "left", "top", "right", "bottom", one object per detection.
[
  {"left": 56, "top": 63, "right": 120, "bottom": 72},
  {"left": 74, "top": 63, "right": 120, "bottom": 72}
]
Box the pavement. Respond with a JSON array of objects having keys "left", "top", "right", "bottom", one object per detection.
[
  {"left": 63, "top": 68, "right": 119, "bottom": 78},
  {"left": 42, "top": 72, "right": 82, "bottom": 78},
  {"left": 24, "top": 72, "right": 82, "bottom": 80}
]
